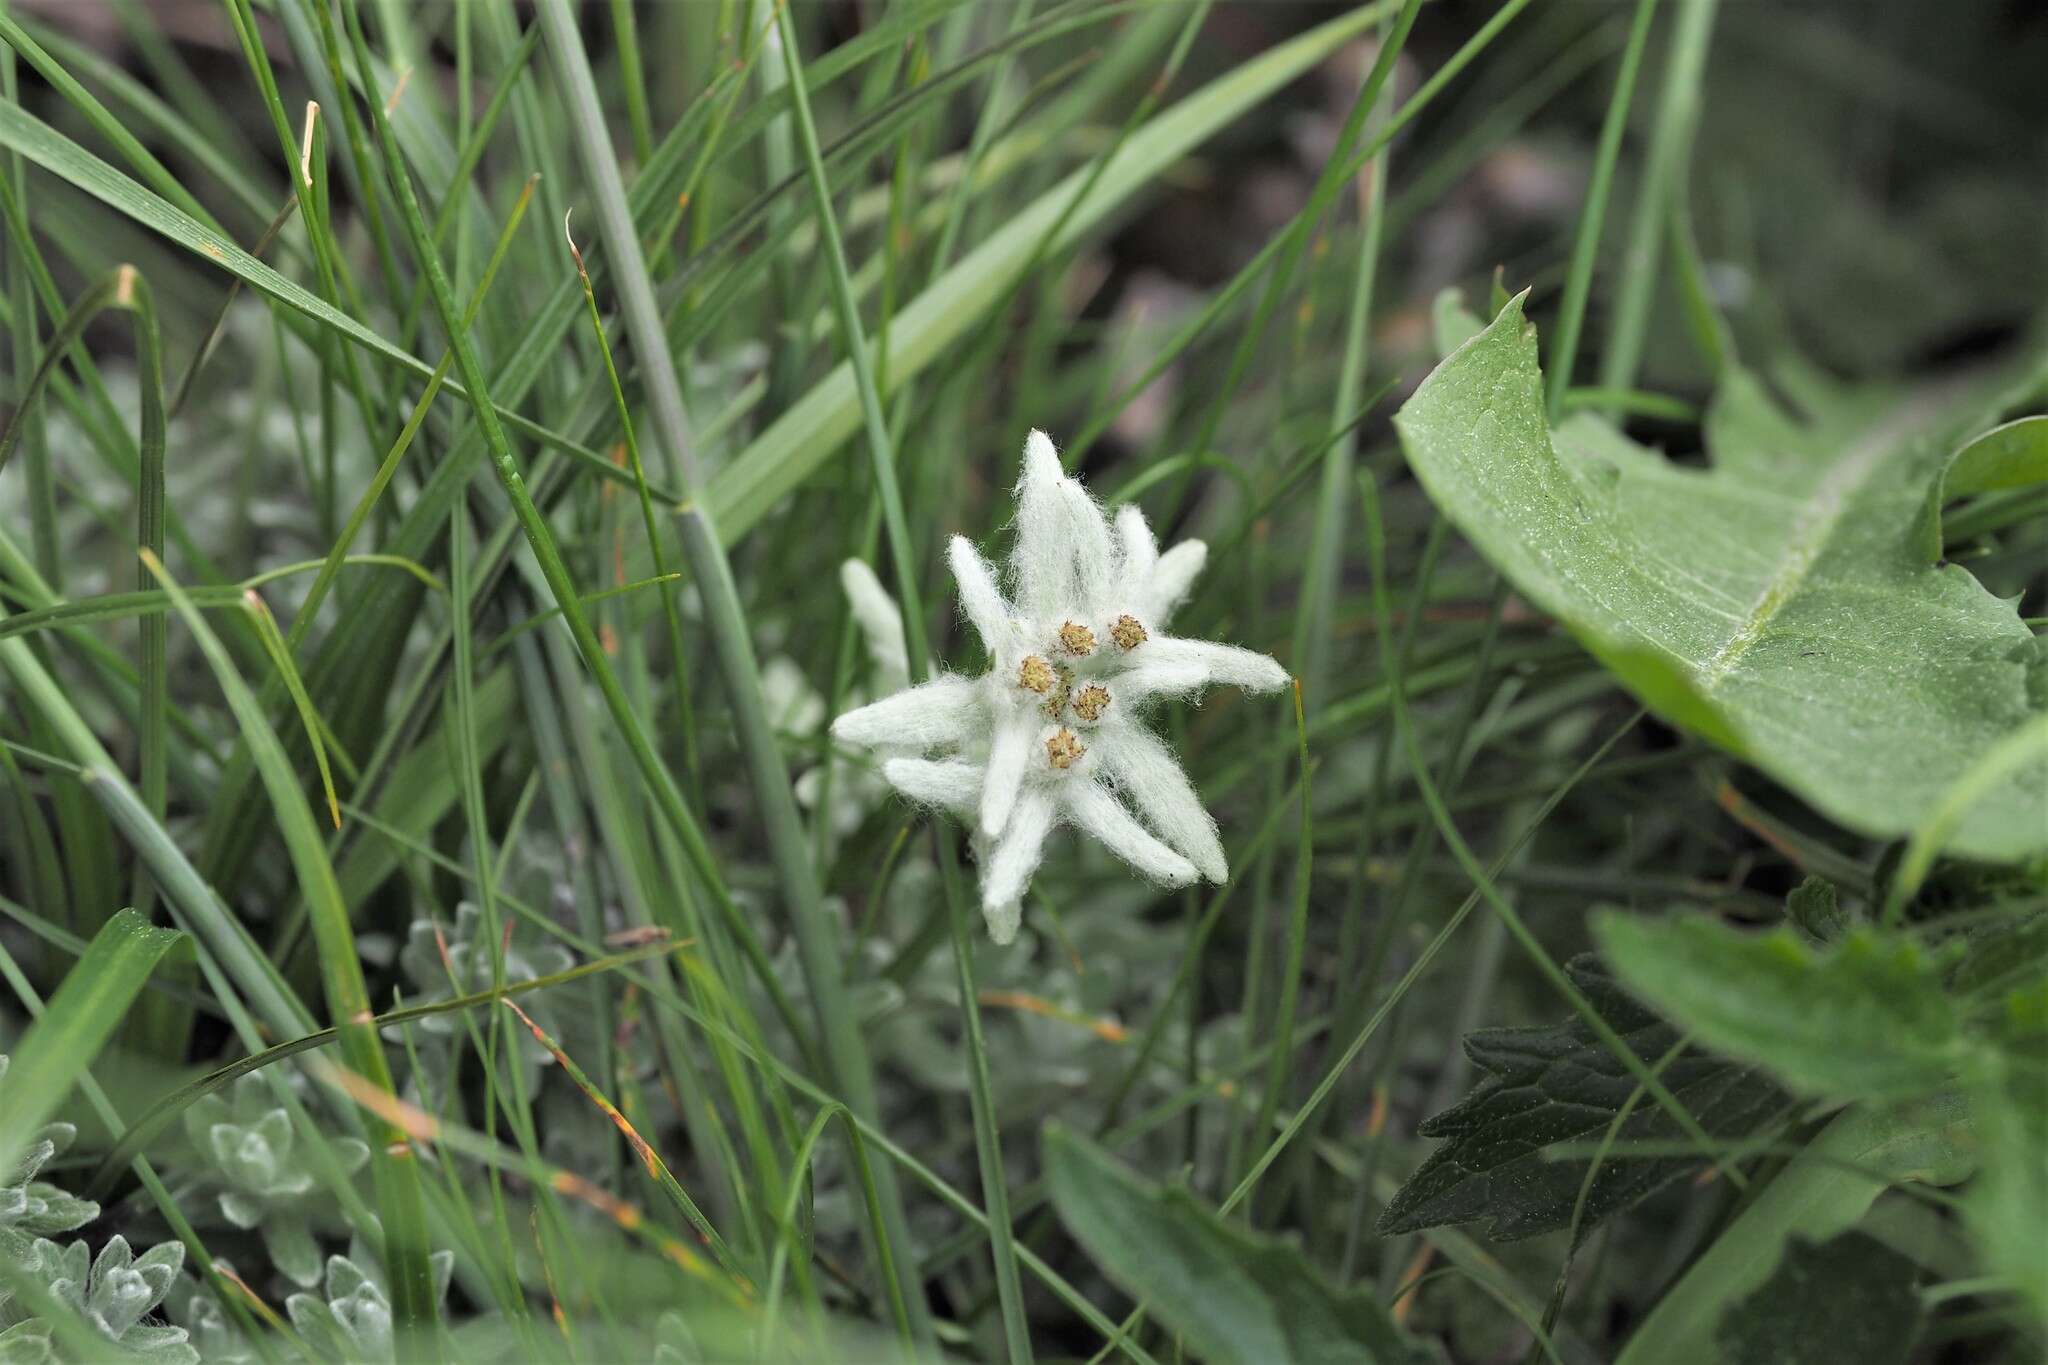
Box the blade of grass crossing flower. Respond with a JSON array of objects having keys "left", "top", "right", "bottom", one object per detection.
[
  {"left": 766, "top": 6, "right": 1032, "bottom": 1354},
  {"left": 530, "top": 3, "right": 934, "bottom": 1347},
  {"left": 711, "top": 0, "right": 1401, "bottom": 538},
  {"left": 137, "top": 551, "right": 442, "bottom": 1351},
  {"left": 1545, "top": 0, "right": 1660, "bottom": 415},
  {"left": 0, "top": 908, "right": 188, "bottom": 1179}
]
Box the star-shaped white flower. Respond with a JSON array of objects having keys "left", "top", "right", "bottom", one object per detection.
[{"left": 832, "top": 431, "right": 1288, "bottom": 943}]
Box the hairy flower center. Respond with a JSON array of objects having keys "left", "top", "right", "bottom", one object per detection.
[
  {"left": 1057, "top": 621, "right": 1097, "bottom": 656},
  {"left": 1017, "top": 655, "right": 1055, "bottom": 694},
  {"left": 1045, "top": 728, "right": 1086, "bottom": 770},
  {"left": 1070, "top": 683, "right": 1111, "bottom": 722},
  {"left": 1109, "top": 614, "right": 1148, "bottom": 650}
]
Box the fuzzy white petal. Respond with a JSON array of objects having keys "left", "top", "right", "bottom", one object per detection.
[
  {"left": 1116, "top": 659, "right": 1219, "bottom": 702},
  {"left": 1115, "top": 504, "right": 1158, "bottom": 585},
  {"left": 1099, "top": 725, "right": 1227, "bottom": 882},
  {"left": 832, "top": 675, "right": 981, "bottom": 749},
  {"left": 979, "top": 715, "right": 1034, "bottom": 838},
  {"left": 1062, "top": 478, "right": 1117, "bottom": 610},
  {"left": 981, "top": 788, "right": 1055, "bottom": 918},
  {"left": 983, "top": 897, "right": 1022, "bottom": 946},
  {"left": 947, "top": 536, "right": 1013, "bottom": 654},
  {"left": 881, "top": 757, "right": 982, "bottom": 818},
  {"left": 1140, "top": 637, "right": 1290, "bottom": 693},
  {"left": 839, "top": 560, "right": 912, "bottom": 688},
  {"left": 1142, "top": 540, "right": 1208, "bottom": 624},
  {"left": 1063, "top": 781, "right": 1198, "bottom": 887},
  {"left": 1015, "top": 430, "right": 1076, "bottom": 617}
]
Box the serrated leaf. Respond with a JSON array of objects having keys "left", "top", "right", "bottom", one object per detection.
[
  {"left": 1393, "top": 295, "right": 2048, "bottom": 860},
  {"left": 1784, "top": 876, "right": 1846, "bottom": 942},
  {"left": 1378, "top": 955, "right": 1788, "bottom": 1244},
  {"left": 1594, "top": 912, "right": 1965, "bottom": 1101},
  {"left": 1043, "top": 1124, "right": 1432, "bottom": 1365},
  {"left": 1714, "top": 1231, "right": 1924, "bottom": 1365}
]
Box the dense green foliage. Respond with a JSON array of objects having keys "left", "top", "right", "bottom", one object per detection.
[{"left": 0, "top": 2, "right": 2042, "bottom": 1362}]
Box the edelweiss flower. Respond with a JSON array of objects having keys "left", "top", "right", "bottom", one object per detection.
[{"left": 832, "top": 430, "right": 1287, "bottom": 943}]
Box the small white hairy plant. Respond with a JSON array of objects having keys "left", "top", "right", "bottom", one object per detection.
[{"left": 833, "top": 430, "right": 1287, "bottom": 943}]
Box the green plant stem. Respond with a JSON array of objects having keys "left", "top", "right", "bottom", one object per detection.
[
  {"left": 1599, "top": 0, "right": 1718, "bottom": 394},
  {"left": 1545, "top": 0, "right": 1661, "bottom": 415}
]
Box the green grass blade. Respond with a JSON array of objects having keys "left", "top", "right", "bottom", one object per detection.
[
  {"left": 705, "top": 0, "right": 1399, "bottom": 540},
  {"left": 0, "top": 97, "right": 621, "bottom": 479},
  {"left": 1599, "top": 0, "right": 1719, "bottom": 394},
  {"left": 137, "top": 550, "right": 441, "bottom": 1349},
  {"left": 535, "top": 1, "right": 934, "bottom": 1342},
  {"left": 1544, "top": 0, "right": 1661, "bottom": 415},
  {"left": 85, "top": 941, "right": 685, "bottom": 1196},
  {"left": 0, "top": 907, "right": 188, "bottom": 1177},
  {"left": 766, "top": 3, "right": 1028, "bottom": 1353}
]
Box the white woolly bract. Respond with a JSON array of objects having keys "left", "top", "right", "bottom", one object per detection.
[{"left": 830, "top": 428, "right": 1288, "bottom": 942}]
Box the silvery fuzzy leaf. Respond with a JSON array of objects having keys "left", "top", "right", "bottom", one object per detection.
[
  {"left": 263, "top": 1216, "right": 325, "bottom": 1290},
  {"left": 16, "top": 1184, "right": 97, "bottom": 1238},
  {"left": 116, "top": 1322, "right": 199, "bottom": 1365},
  {"left": 0, "top": 1321, "right": 55, "bottom": 1365},
  {"left": 217, "top": 1189, "right": 266, "bottom": 1231}
]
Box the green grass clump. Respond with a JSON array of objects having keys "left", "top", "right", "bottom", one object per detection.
[{"left": 0, "top": 2, "right": 2043, "bottom": 1362}]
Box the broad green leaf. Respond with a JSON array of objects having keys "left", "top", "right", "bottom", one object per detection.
[
  {"left": 1594, "top": 913, "right": 1967, "bottom": 1101},
  {"left": 1393, "top": 295, "right": 2048, "bottom": 860},
  {"left": 1043, "top": 1124, "right": 1430, "bottom": 1365},
  {"left": 1378, "top": 955, "right": 1788, "bottom": 1243},
  {"left": 0, "top": 909, "right": 189, "bottom": 1180},
  {"left": 1714, "top": 1232, "right": 1924, "bottom": 1365},
  {"left": 1616, "top": 1091, "right": 1974, "bottom": 1365},
  {"left": 1945, "top": 414, "right": 2048, "bottom": 499}
]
